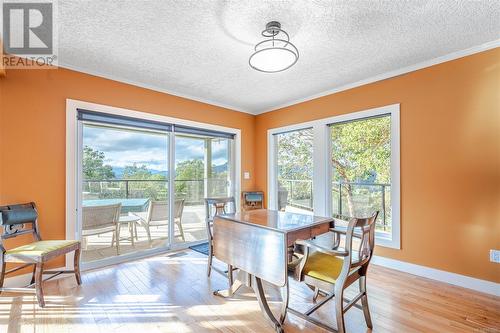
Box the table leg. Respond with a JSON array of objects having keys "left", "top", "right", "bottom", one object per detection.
[
  {"left": 252, "top": 275, "right": 286, "bottom": 333},
  {"left": 213, "top": 279, "right": 243, "bottom": 298}
]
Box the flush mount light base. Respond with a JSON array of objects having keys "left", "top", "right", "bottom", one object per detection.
[{"left": 249, "top": 21, "right": 299, "bottom": 73}]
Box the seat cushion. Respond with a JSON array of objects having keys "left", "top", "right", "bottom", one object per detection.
[
  {"left": 5, "top": 240, "right": 79, "bottom": 262},
  {"left": 303, "top": 251, "right": 345, "bottom": 284}
]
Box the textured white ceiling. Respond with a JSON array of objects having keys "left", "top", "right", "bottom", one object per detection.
[{"left": 58, "top": 1, "right": 500, "bottom": 114}]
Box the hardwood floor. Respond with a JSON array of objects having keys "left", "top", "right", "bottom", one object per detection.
[{"left": 0, "top": 250, "right": 498, "bottom": 333}]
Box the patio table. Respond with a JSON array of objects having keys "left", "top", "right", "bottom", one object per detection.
[{"left": 82, "top": 198, "right": 150, "bottom": 214}]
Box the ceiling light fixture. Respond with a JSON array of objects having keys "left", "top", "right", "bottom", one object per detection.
[{"left": 249, "top": 21, "right": 299, "bottom": 73}]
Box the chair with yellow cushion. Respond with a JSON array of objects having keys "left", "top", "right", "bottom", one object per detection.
[
  {"left": 293, "top": 212, "right": 379, "bottom": 333},
  {"left": 0, "top": 202, "right": 82, "bottom": 307}
]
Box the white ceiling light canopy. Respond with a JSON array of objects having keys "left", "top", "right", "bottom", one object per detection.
[{"left": 249, "top": 21, "right": 299, "bottom": 73}]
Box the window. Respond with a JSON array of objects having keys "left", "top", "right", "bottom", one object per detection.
[
  {"left": 268, "top": 104, "right": 400, "bottom": 248},
  {"left": 274, "top": 128, "right": 314, "bottom": 215},
  {"left": 330, "top": 115, "right": 392, "bottom": 235}
]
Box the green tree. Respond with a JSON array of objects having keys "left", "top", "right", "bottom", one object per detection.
[
  {"left": 175, "top": 159, "right": 204, "bottom": 196},
  {"left": 331, "top": 116, "right": 391, "bottom": 215},
  {"left": 82, "top": 146, "right": 115, "bottom": 180}
]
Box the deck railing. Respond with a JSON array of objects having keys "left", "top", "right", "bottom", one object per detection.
[
  {"left": 279, "top": 179, "right": 391, "bottom": 231},
  {"left": 82, "top": 179, "right": 229, "bottom": 205}
]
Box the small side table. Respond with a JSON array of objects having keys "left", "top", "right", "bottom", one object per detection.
[{"left": 118, "top": 215, "right": 140, "bottom": 247}]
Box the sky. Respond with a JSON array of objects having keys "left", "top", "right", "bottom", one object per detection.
[{"left": 83, "top": 125, "right": 230, "bottom": 172}]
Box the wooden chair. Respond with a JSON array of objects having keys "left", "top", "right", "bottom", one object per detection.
[
  {"left": 0, "top": 202, "right": 81, "bottom": 307},
  {"left": 133, "top": 199, "right": 185, "bottom": 244},
  {"left": 82, "top": 203, "right": 121, "bottom": 254},
  {"left": 204, "top": 197, "right": 236, "bottom": 282},
  {"left": 293, "top": 212, "right": 379, "bottom": 333}
]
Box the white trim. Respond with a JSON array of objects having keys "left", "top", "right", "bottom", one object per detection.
[
  {"left": 372, "top": 256, "right": 500, "bottom": 297},
  {"left": 57, "top": 40, "right": 499, "bottom": 116},
  {"left": 65, "top": 99, "right": 242, "bottom": 270},
  {"left": 256, "top": 39, "right": 500, "bottom": 114},
  {"left": 267, "top": 104, "right": 401, "bottom": 248},
  {"left": 58, "top": 62, "right": 253, "bottom": 115}
]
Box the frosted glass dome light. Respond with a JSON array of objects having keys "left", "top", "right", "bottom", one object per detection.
[{"left": 249, "top": 21, "right": 299, "bottom": 73}]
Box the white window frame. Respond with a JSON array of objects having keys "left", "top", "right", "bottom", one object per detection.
[
  {"left": 268, "top": 104, "right": 400, "bottom": 249},
  {"left": 66, "top": 99, "right": 242, "bottom": 270}
]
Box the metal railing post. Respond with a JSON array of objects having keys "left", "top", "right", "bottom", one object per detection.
[
  {"left": 381, "top": 184, "right": 386, "bottom": 231},
  {"left": 338, "top": 183, "right": 342, "bottom": 216},
  {"left": 125, "top": 180, "right": 129, "bottom": 199}
]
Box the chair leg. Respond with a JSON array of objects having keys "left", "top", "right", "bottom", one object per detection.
[
  {"left": 177, "top": 220, "right": 185, "bottom": 242},
  {"left": 312, "top": 286, "right": 320, "bottom": 303},
  {"left": 207, "top": 241, "right": 213, "bottom": 277},
  {"left": 34, "top": 263, "right": 45, "bottom": 307},
  {"left": 0, "top": 261, "right": 6, "bottom": 294},
  {"left": 228, "top": 264, "right": 234, "bottom": 286},
  {"left": 359, "top": 275, "right": 373, "bottom": 328},
  {"left": 144, "top": 223, "right": 152, "bottom": 245},
  {"left": 115, "top": 227, "right": 121, "bottom": 255},
  {"left": 74, "top": 247, "right": 82, "bottom": 285},
  {"left": 29, "top": 264, "right": 36, "bottom": 285},
  {"left": 334, "top": 285, "right": 346, "bottom": 333}
]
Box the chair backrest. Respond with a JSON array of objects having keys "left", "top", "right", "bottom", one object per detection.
[
  {"left": 204, "top": 197, "right": 236, "bottom": 221},
  {"left": 82, "top": 203, "right": 121, "bottom": 230},
  {"left": 343, "top": 211, "right": 379, "bottom": 272},
  {"left": 0, "top": 202, "right": 41, "bottom": 245},
  {"left": 174, "top": 199, "right": 185, "bottom": 220},
  {"left": 147, "top": 200, "right": 185, "bottom": 223}
]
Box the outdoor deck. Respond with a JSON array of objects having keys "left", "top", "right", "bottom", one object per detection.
[{"left": 82, "top": 205, "right": 208, "bottom": 263}]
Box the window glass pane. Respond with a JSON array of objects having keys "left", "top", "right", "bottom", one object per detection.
[
  {"left": 174, "top": 135, "right": 234, "bottom": 244},
  {"left": 81, "top": 124, "right": 169, "bottom": 263},
  {"left": 330, "top": 115, "right": 391, "bottom": 233},
  {"left": 275, "top": 128, "right": 314, "bottom": 215}
]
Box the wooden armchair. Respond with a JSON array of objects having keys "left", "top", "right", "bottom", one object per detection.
[
  {"left": 0, "top": 202, "right": 81, "bottom": 307},
  {"left": 204, "top": 197, "right": 235, "bottom": 282},
  {"left": 292, "top": 212, "right": 379, "bottom": 333}
]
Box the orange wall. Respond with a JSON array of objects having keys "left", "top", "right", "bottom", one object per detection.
[
  {"left": 1, "top": 49, "right": 498, "bottom": 283},
  {"left": 255, "top": 48, "right": 500, "bottom": 283},
  {"left": 0, "top": 67, "right": 255, "bottom": 270}
]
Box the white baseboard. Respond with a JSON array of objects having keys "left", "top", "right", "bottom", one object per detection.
[{"left": 372, "top": 255, "right": 500, "bottom": 297}]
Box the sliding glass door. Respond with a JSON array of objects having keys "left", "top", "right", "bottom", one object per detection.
[
  {"left": 76, "top": 108, "right": 238, "bottom": 266},
  {"left": 173, "top": 133, "right": 234, "bottom": 245}
]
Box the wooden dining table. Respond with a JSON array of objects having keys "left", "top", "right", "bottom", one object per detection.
[{"left": 212, "top": 209, "right": 335, "bottom": 333}]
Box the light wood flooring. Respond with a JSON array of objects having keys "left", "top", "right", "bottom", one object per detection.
[{"left": 1, "top": 250, "right": 499, "bottom": 333}]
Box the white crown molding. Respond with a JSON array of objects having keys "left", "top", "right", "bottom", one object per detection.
[
  {"left": 255, "top": 39, "right": 500, "bottom": 114},
  {"left": 56, "top": 61, "right": 254, "bottom": 115},
  {"left": 55, "top": 39, "right": 499, "bottom": 116},
  {"left": 372, "top": 255, "right": 500, "bottom": 297}
]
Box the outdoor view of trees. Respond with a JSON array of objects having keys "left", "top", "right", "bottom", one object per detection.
[
  {"left": 82, "top": 144, "right": 229, "bottom": 204},
  {"left": 331, "top": 115, "right": 391, "bottom": 231},
  {"left": 275, "top": 116, "right": 391, "bottom": 230},
  {"left": 276, "top": 128, "right": 314, "bottom": 211}
]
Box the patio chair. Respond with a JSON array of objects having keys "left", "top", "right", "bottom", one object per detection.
[
  {"left": 292, "top": 212, "right": 379, "bottom": 333},
  {"left": 0, "top": 202, "right": 81, "bottom": 307},
  {"left": 133, "top": 200, "right": 185, "bottom": 244},
  {"left": 204, "top": 197, "right": 236, "bottom": 282},
  {"left": 82, "top": 203, "right": 121, "bottom": 254}
]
